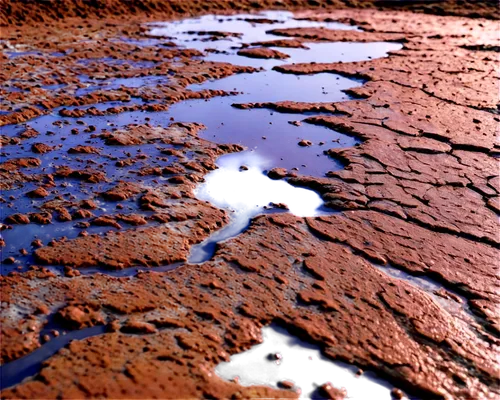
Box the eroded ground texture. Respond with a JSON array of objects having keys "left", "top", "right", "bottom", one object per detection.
[{"left": 0, "top": 1, "right": 499, "bottom": 399}]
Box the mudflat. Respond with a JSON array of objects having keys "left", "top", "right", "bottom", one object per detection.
[{"left": 0, "top": 1, "right": 498, "bottom": 399}]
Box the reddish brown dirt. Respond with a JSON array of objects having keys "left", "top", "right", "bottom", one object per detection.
[
  {"left": 237, "top": 47, "right": 290, "bottom": 59},
  {"left": 251, "top": 38, "right": 309, "bottom": 48},
  {"left": 36, "top": 193, "right": 228, "bottom": 264},
  {"left": 1, "top": 0, "right": 498, "bottom": 27},
  {"left": 2, "top": 214, "right": 499, "bottom": 399},
  {"left": 0, "top": 2, "right": 499, "bottom": 400}
]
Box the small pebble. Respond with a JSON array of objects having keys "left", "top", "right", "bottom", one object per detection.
[
  {"left": 31, "top": 239, "right": 43, "bottom": 248},
  {"left": 278, "top": 380, "right": 295, "bottom": 389},
  {"left": 34, "top": 304, "right": 49, "bottom": 315},
  {"left": 391, "top": 388, "right": 405, "bottom": 399}
]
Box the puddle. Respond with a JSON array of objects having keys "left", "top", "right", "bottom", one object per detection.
[
  {"left": 1, "top": 11, "right": 400, "bottom": 274},
  {"left": 148, "top": 13, "right": 400, "bottom": 176},
  {"left": 195, "top": 152, "right": 324, "bottom": 216},
  {"left": 149, "top": 11, "right": 400, "bottom": 71},
  {"left": 189, "top": 152, "right": 331, "bottom": 264},
  {"left": 148, "top": 11, "right": 359, "bottom": 52},
  {"left": 203, "top": 41, "right": 401, "bottom": 70},
  {"left": 106, "top": 76, "right": 167, "bottom": 89},
  {"left": 76, "top": 75, "right": 168, "bottom": 96},
  {"left": 0, "top": 325, "right": 106, "bottom": 391},
  {"left": 215, "top": 324, "right": 394, "bottom": 399},
  {"left": 190, "top": 70, "right": 360, "bottom": 103}
]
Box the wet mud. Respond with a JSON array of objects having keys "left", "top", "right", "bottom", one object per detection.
[
  {"left": 215, "top": 324, "right": 394, "bottom": 399},
  {"left": 0, "top": 2, "right": 499, "bottom": 400}
]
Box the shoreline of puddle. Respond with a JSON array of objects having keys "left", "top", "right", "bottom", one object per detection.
[
  {"left": 0, "top": 322, "right": 399, "bottom": 398},
  {"left": 0, "top": 12, "right": 401, "bottom": 274},
  {"left": 0, "top": 11, "right": 426, "bottom": 397},
  {"left": 0, "top": 241, "right": 476, "bottom": 400}
]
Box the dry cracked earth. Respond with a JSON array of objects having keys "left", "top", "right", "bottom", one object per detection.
[{"left": 0, "top": 2, "right": 499, "bottom": 399}]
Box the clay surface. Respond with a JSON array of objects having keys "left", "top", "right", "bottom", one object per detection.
[
  {"left": 0, "top": 1, "right": 499, "bottom": 399},
  {"left": 238, "top": 47, "right": 290, "bottom": 59}
]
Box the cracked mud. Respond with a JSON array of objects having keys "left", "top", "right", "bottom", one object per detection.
[{"left": 0, "top": 1, "right": 499, "bottom": 399}]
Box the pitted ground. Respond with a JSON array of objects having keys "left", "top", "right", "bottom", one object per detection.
[
  {"left": 1, "top": 42, "right": 254, "bottom": 125},
  {"left": 1, "top": 0, "right": 498, "bottom": 26},
  {"left": 1, "top": 4, "right": 499, "bottom": 400},
  {"left": 2, "top": 215, "right": 499, "bottom": 399}
]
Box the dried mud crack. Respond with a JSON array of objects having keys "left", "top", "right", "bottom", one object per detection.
[{"left": 1, "top": 2, "right": 499, "bottom": 400}]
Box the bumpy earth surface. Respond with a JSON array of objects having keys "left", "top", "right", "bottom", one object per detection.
[{"left": 1, "top": 1, "right": 499, "bottom": 399}]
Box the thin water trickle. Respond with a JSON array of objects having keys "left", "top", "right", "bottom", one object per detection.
[
  {"left": 0, "top": 325, "right": 107, "bottom": 390},
  {"left": 189, "top": 151, "right": 331, "bottom": 264}
]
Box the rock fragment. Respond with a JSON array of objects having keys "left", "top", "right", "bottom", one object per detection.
[
  {"left": 31, "top": 143, "right": 54, "bottom": 154},
  {"left": 5, "top": 213, "right": 31, "bottom": 224},
  {"left": 267, "top": 168, "right": 287, "bottom": 180},
  {"left": 26, "top": 187, "right": 49, "bottom": 198},
  {"left": 237, "top": 47, "right": 290, "bottom": 59},
  {"left": 120, "top": 320, "right": 157, "bottom": 334},
  {"left": 298, "top": 139, "right": 312, "bottom": 147}
]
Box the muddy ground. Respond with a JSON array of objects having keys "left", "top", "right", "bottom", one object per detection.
[{"left": 0, "top": 0, "right": 499, "bottom": 399}]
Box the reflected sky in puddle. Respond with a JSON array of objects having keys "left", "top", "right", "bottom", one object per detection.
[
  {"left": 169, "top": 97, "right": 356, "bottom": 177},
  {"left": 204, "top": 41, "right": 402, "bottom": 69},
  {"left": 1, "top": 11, "right": 401, "bottom": 268},
  {"left": 149, "top": 11, "right": 401, "bottom": 71},
  {"left": 153, "top": 13, "right": 400, "bottom": 175},
  {"left": 110, "top": 76, "right": 167, "bottom": 88},
  {"left": 148, "top": 11, "right": 359, "bottom": 52},
  {"left": 189, "top": 70, "right": 359, "bottom": 103},
  {"left": 189, "top": 151, "right": 331, "bottom": 264}
]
